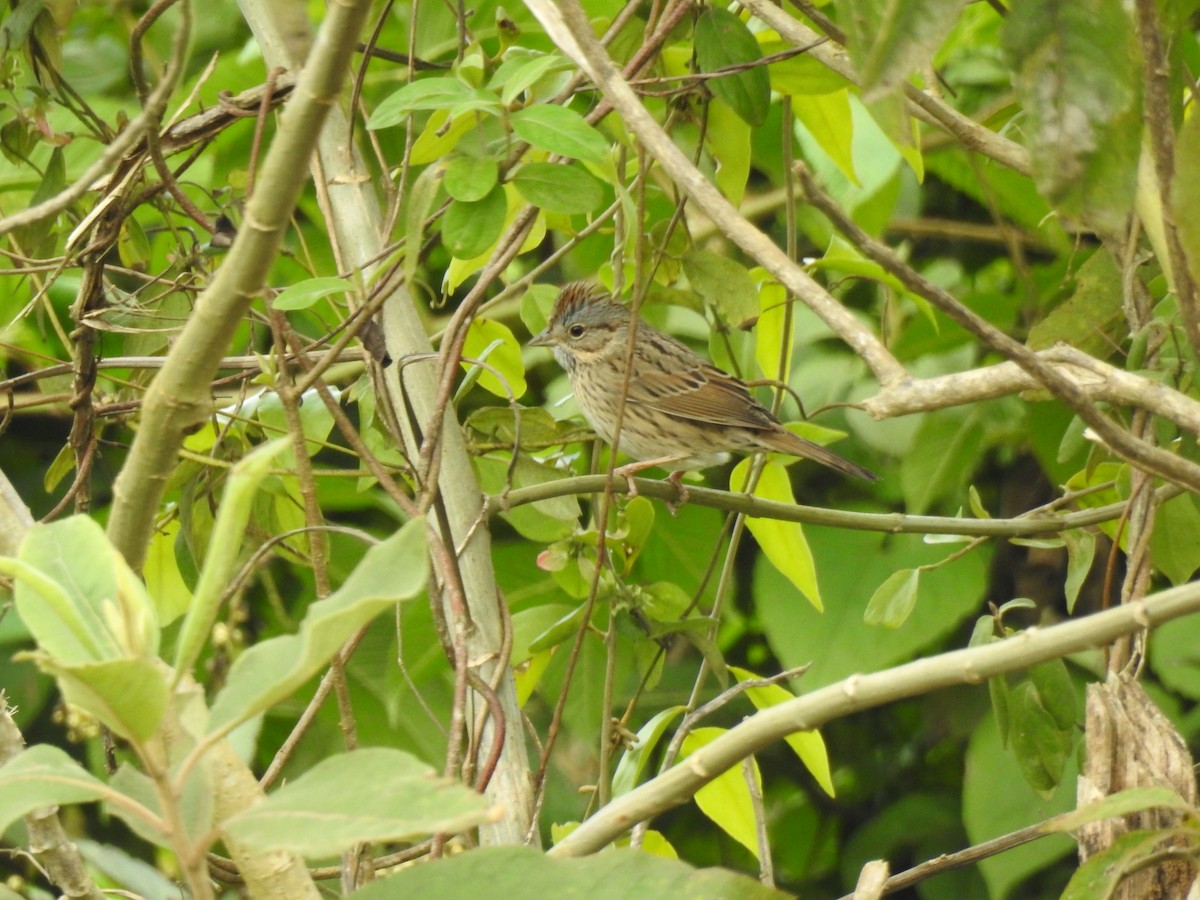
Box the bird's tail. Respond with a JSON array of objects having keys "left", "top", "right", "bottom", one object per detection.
[{"left": 760, "top": 428, "right": 879, "bottom": 481}]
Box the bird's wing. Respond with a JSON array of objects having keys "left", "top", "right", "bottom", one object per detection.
[{"left": 625, "top": 358, "right": 779, "bottom": 430}]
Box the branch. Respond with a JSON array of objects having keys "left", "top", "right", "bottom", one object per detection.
[
  {"left": 490, "top": 474, "right": 1152, "bottom": 537},
  {"left": 522, "top": 0, "right": 907, "bottom": 389},
  {"left": 863, "top": 345, "right": 1200, "bottom": 437},
  {"left": 549, "top": 579, "right": 1200, "bottom": 857}
]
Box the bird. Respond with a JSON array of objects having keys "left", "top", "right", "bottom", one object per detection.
[{"left": 528, "top": 281, "right": 877, "bottom": 503}]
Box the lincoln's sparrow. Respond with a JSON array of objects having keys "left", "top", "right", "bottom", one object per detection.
[{"left": 530, "top": 282, "right": 877, "bottom": 498}]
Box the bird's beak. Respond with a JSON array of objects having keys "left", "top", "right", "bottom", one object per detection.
[{"left": 528, "top": 329, "right": 553, "bottom": 347}]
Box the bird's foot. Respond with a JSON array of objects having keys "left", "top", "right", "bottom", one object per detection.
[{"left": 664, "top": 471, "right": 689, "bottom": 516}]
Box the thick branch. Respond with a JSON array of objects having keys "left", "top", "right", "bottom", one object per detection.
[
  {"left": 864, "top": 345, "right": 1200, "bottom": 437},
  {"left": 549, "top": 579, "right": 1200, "bottom": 857}
]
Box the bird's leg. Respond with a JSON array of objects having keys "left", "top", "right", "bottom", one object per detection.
[{"left": 614, "top": 458, "right": 691, "bottom": 513}]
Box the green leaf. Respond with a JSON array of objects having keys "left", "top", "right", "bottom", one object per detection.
[
  {"left": 350, "top": 846, "right": 791, "bottom": 899},
  {"left": 728, "top": 666, "right": 834, "bottom": 797},
  {"left": 899, "top": 407, "right": 986, "bottom": 515},
  {"left": 1002, "top": 0, "right": 1141, "bottom": 234},
  {"left": 444, "top": 155, "right": 499, "bottom": 202},
  {"left": 1172, "top": 100, "right": 1200, "bottom": 294},
  {"left": 753, "top": 281, "right": 790, "bottom": 383},
  {"left": 1063, "top": 529, "right": 1096, "bottom": 614},
  {"left": 611, "top": 706, "right": 687, "bottom": 796},
  {"left": 461, "top": 317, "right": 527, "bottom": 399},
  {"left": 369, "top": 78, "right": 483, "bottom": 129},
  {"left": 694, "top": 7, "right": 769, "bottom": 128},
  {"left": 511, "top": 162, "right": 605, "bottom": 214},
  {"left": 1150, "top": 492, "right": 1200, "bottom": 586},
  {"left": 1027, "top": 251, "right": 1125, "bottom": 359},
  {"left": 222, "top": 748, "right": 492, "bottom": 855},
  {"left": 863, "top": 568, "right": 920, "bottom": 629},
  {"left": 443, "top": 183, "right": 508, "bottom": 260},
  {"left": 143, "top": 519, "right": 193, "bottom": 626},
  {"left": 844, "top": 0, "right": 968, "bottom": 98},
  {"left": 1008, "top": 680, "right": 1072, "bottom": 796},
  {"left": 680, "top": 727, "right": 761, "bottom": 859},
  {"left": 4, "top": 515, "right": 158, "bottom": 663},
  {"left": 272, "top": 276, "right": 354, "bottom": 311},
  {"left": 0, "top": 745, "right": 115, "bottom": 837},
  {"left": 731, "top": 460, "right": 821, "bottom": 611},
  {"left": 705, "top": 99, "right": 751, "bottom": 206},
  {"left": 510, "top": 105, "right": 608, "bottom": 164},
  {"left": 1027, "top": 659, "right": 1078, "bottom": 732},
  {"left": 964, "top": 715, "right": 1077, "bottom": 898},
  {"left": 682, "top": 250, "right": 758, "bottom": 328},
  {"left": 207, "top": 518, "right": 427, "bottom": 736}
]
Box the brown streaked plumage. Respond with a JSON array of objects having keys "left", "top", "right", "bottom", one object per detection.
[{"left": 529, "top": 282, "right": 877, "bottom": 494}]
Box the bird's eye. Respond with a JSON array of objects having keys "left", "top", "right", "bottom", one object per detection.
[{"left": 568, "top": 324, "right": 585, "bottom": 338}]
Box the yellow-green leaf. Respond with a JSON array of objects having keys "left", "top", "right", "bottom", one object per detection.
[
  {"left": 731, "top": 460, "right": 821, "bottom": 610},
  {"left": 680, "top": 727, "right": 761, "bottom": 859},
  {"left": 462, "top": 317, "right": 527, "bottom": 400},
  {"left": 729, "top": 666, "right": 834, "bottom": 797}
]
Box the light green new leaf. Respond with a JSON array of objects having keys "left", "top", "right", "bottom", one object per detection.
[
  {"left": 728, "top": 666, "right": 834, "bottom": 797},
  {"left": 863, "top": 568, "right": 920, "bottom": 629},
  {"left": 26, "top": 656, "right": 168, "bottom": 743},
  {"left": 694, "top": 7, "right": 769, "bottom": 128},
  {"left": 350, "top": 846, "right": 791, "bottom": 899},
  {"left": 731, "top": 460, "right": 821, "bottom": 611},
  {"left": 0, "top": 745, "right": 129, "bottom": 838},
  {"left": 680, "top": 728, "right": 761, "bottom": 859},
  {"left": 208, "top": 519, "right": 427, "bottom": 736},
  {"left": 272, "top": 276, "right": 354, "bottom": 311},
  {"left": 175, "top": 439, "right": 291, "bottom": 680},
  {"left": 510, "top": 105, "right": 608, "bottom": 164},
  {"left": 222, "top": 748, "right": 493, "bottom": 855},
  {"left": 1060, "top": 830, "right": 1175, "bottom": 900},
  {"left": 5, "top": 515, "right": 158, "bottom": 663},
  {"left": 1062, "top": 529, "right": 1095, "bottom": 614},
  {"left": 462, "top": 317, "right": 527, "bottom": 400},
  {"left": 368, "top": 78, "right": 474, "bottom": 129}
]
